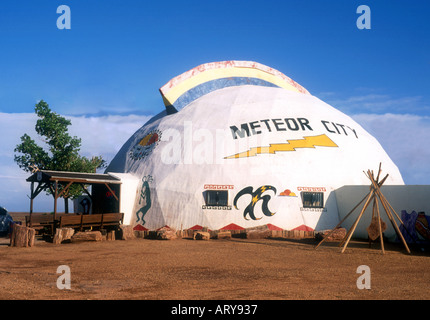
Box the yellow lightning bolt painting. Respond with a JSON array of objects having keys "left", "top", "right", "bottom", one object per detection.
[{"left": 224, "top": 134, "right": 338, "bottom": 159}]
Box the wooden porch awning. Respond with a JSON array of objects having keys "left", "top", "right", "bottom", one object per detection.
[
  {"left": 26, "top": 170, "right": 122, "bottom": 233},
  {"left": 26, "top": 170, "right": 122, "bottom": 185}
]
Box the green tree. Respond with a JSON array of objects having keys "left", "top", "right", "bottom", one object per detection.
[{"left": 14, "top": 100, "right": 106, "bottom": 212}]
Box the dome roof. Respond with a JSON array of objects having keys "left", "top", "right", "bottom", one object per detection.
[
  {"left": 159, "top": 60, "right": 310, "bottom": 114},
  {"left": 106, "top": 61, "right": 404, "bottom": 232}
]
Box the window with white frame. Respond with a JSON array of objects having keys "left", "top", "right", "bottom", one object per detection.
[{"left": 300, "top": 192, "right": 324, "bottom": 208}]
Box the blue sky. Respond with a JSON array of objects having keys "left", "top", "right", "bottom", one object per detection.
[
  {"left": 1, "top": 0, "right": 430, "bottom": 211},
  {"left": 1, "top": 0, "right": 429, "bottom": 116}
]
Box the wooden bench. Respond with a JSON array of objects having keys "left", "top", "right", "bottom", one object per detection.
[
  {"left": 59, "top": 213, "right": 124, "bottom": 231},
  {"left": 25, "top": 214, "right": 55, "bottom": 233}
]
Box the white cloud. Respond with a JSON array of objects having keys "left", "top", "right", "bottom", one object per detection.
[
  {"left": 322, "top": 93, "right": 430, "bottom": 115},
  {"left": 0, "top": 112, "right": 152, "bottom": 212},
  {"left": 352, "top": 113, "right": 430, "bottom": 184},
  {"left": 315, "top": 89, "right": 430, "bottom": 184},
  {"left": 67, "top": 114, "right": 152, "bottom": 163},
  {"left": 0, "top": 113, "right": 37, "bottom": 158}
]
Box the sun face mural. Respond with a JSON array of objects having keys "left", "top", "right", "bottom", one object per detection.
[{"left": 129, "top": 130, "right": 162, "bottom": 161}]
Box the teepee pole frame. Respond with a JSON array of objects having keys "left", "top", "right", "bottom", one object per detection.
[{"left": 316, "top": 163, "right": 411, "bottom": 254}]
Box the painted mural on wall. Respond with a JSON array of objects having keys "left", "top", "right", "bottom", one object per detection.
[
  {"left": 400, "top": 210, "right": 430, "bottom": 243},
  {"left": 233, "top": 186, "right": 277, "bottom": 220},
  {"left": 129, "top": 129, "right": 162, "bottom": 161},
  {"left": 224, "top": 134, "right": 338, "bottom": 159},
  {"left": 135, "top": 175, "right": 153, "bottom": 226},
  {"left": 279, "top": 189, "right": 297, "bottom": 197}
]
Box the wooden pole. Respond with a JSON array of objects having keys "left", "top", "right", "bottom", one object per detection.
[
  {"left": 54, "top": 180, "right": 58, "bottom": 235},
  {"left": 315, "top": 172, "right": 387, "bottom": 250},
  {"left": 315, "top": 191, "right": 371, "bottom": 249},
  {"left": 316, "top": 165, "right": 409, "bottom": 254},
  {"left": 379, "top": 191, "right": 417, "bottom": 243},
  {"left": 376, "top": 189, "right": 411, "bottom": 254},
  {"left": 371, "top": 195, "right": 377, "bottom": 220},
  {"left": 375, "top": 162, "right": 382, "bottom": 183},
  {"left": 57, "top": 181, "right": 73, "bottom": 198},
  {"left": 338, "top": 191, "right": 376, "bottom": 248},
  {"left": 341, "top": 189, "right": 375, "bottom": 253},
  {"left": 338, "top": 190, "right": 375, "bottom": 247},
  {"left": 339, "top": 170, "right": 390, "bottom": 252},
  {"left": 374, "top": 195, "right": 385, "bottom": 254},
  {"left": 104, "top": 183, "right": 119, "bottom": 201},
  {"left": 29, "top": 181, "right": 34, "bottom": 227},
  {"left": 365, "top": 168, "right": 385, "bottom": 253},
  {"left": 382, "top": 192, "right": 412, "bottom": 229},
  {"left": 367, "top": 195, "right": 377, "bottom": 248}
]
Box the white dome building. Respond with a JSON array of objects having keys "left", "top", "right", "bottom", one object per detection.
[{"left": 106, "top": 61, "right": 404, "bottom": 234}]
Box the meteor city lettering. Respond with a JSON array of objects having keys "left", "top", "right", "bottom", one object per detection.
[
  {"left": 321, "top": 120, "right": 358, "bottom": 138},
  {"left": 230, "top": 117, "right": 312, "bottom": 139},
  {"left": 230, "top": 118, "right": 358, "bottom": 139}
]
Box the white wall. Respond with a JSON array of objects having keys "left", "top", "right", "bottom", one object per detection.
[
  {"left": 335, "top": 185, "right": 430, "bottom": 241},
  {"left": 109, "top": 173, "right": 140, "bottom": 225}
]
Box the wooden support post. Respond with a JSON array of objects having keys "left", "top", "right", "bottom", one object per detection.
[
  {"left": 341, "top": 189, "right": 374, "bottom": 253},
  {"left": 57, "top": 181, "right": 73, "bottom": 198},
  {"left": 54, "top": 180, "right": 58, "bottom": 221},
  {"left": 29, "top": 181, "right": 34, "bottom": 227}
]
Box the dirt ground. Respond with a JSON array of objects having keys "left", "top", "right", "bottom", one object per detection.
[{"left": 0, "top": 235, "right": 429, "bottom": 301}]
